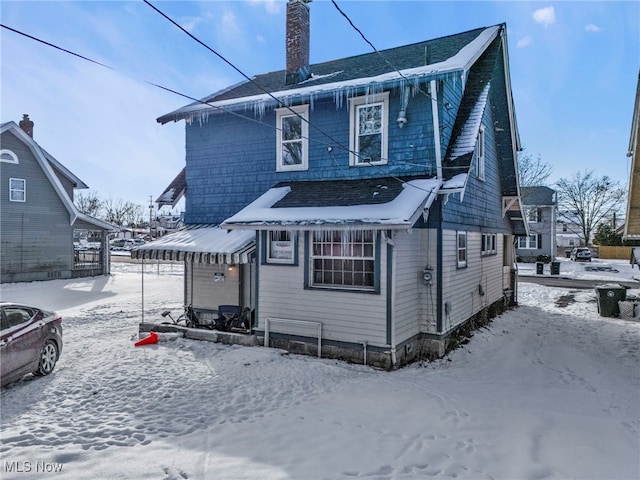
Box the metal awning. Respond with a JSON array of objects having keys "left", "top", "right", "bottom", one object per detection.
[{"left": 131, "top": 225, "right": 255, "bottom": 264}]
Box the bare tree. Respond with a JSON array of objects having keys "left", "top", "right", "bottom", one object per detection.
[
  {"left": 74, "top": 190, "right": 103, "bottom": 217},
  {"left": 555, "top": 170, "right": 626, "bottom": 246},
  {"left": 518, "top": 149, "right": 552, "bottom": 187},
  {"left": 103, "top": 197, "right": 137, "bottom": 227}
]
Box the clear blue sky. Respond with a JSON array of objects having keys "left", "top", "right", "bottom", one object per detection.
[{"left": 2, "top": 1, "right": 638, "bottom": 209}]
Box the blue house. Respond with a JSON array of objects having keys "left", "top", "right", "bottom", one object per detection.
[{"left": 137, "top": 0, "right": 526, "bottom": 368}]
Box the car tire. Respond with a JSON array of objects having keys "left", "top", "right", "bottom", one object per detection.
[{"left": 34, "top": 340, "right": 58, "bottom": 376}]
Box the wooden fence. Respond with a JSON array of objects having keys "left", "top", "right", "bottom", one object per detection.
[{"left": 596, "top": 246, "right": 634, "bottom": 260}]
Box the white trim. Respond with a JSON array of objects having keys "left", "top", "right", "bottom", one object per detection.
[
  {"left": 9, "top": 178, "right": 26, "bottom": 202},
  {"left": 275, "top": 105, "right": 309, "bottom": 172},
  {"left": 266, "top": 230, "right": 295, "bottom": 264},
  {"left": 0, "top": 149, "right": 18, "bottom": 164},
  {"left": 457, "top": 231, "right": 468, "bottom": 268},
  {"left": 475, "top": 125, "right": 485, "bottom": 181},
  {"left": 349, "top": 92, "right": 389, "bottom": 166}
]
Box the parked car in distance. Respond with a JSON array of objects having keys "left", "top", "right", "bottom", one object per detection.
[
  {"left": 1, "top": 303, "right": 63, "bottom": 387},
  {"left": 570, "top": 247, "right": 592, "bottom": 262}
]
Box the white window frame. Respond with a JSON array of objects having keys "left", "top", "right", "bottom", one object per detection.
[
  {"left": 0, "top": 149, "right": 19, "bottom": 164},
  {"left": 517, "top": 235, "right": 539, "bottom": 250},
  {"left": 475, "top": 125, "right": 485, "bottom": 180},
  {"left": 481, "top": 233, "right": 497, "bottom": 256},
  {"left": 9, "top": 178, "right": 26, "bottom": 202},
  {"left": 527, "top": 208, "right": 541, "bottom": 223},
  {"left": 457, "top": 231, "right": 467, "bottom": 268},
  {"left": 310, "top": 230, "right": 376, "bottom": 291},
  {"left": 349, "top": 92, "right": 389, "bottom": 166},
  {"left": 266, "top": 230, "right": 296, "bottom": 264},
  {"left": 276, "top": 104, "right": 309, "bottom": 172}
]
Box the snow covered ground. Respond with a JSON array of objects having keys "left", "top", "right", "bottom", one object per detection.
[{"left": 1, "top": 258, "right": 639, "bottom": 480}]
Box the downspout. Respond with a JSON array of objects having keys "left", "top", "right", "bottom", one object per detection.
[
  {"left": 430, "top": 79, "right": 442, "bottom": 180},
  {"left": 436, "top": 200, "right": 444, "bottom": 333},
  {"left": 386, "top": 231, "right": 397, "bottom": 366}
]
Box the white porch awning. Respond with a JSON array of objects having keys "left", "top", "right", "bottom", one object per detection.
[{"left": 131, "top": 225, "right": 255, "bottom": 264}]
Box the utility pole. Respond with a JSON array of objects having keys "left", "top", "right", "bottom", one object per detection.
[{"left": 148, "top": 195, "right": 154, "bottom": 239}]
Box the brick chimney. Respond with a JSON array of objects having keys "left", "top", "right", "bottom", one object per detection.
[
  {"left": 19, "top": 114, "right": 34, "bottom": 138},
  {"left": 286, "top": 0, "right": 311, "bottom": 85}
]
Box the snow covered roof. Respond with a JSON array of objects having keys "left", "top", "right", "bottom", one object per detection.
[
  {"left": 130, "top": 225, "right": 255, "bottom": 264},
  {"left": 221, "top": 177, "right": 441, "bottom": 230},
  {"left": 157, "top": 25, "right": 502, "bottom": 124},
  {"left": 156, "top": 167, "right": 186, "bottom": 208}
]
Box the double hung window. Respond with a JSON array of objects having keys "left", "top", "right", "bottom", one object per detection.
[
  {"left": 349, "top": 93, "right": 389, "bottom": 166},
  {"left": 9, "top": 178, "right": 26, "bottom": 202},
  {"left": 310, "top": 230, "right": 375, "bottom": 290},
  {"left": 457, "top": 231, "right": 467, "bottom": 268},
  {"left": 276, "top": 105, "right": 309, "bottom": 171},
  {"left": 517, "top": 235, "right": 540, "bottom": 249}
]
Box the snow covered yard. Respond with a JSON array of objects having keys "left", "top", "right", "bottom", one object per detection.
[{"left": 1, "top": 261, "right": 639, "bottom": 480}]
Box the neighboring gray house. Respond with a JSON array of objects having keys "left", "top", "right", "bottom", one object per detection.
[
  {"left": 516, "top": 186, "right": 557, "bottom": 261},
  {"left": 1, "top": 116, "right": 114, "bottom": 283}
]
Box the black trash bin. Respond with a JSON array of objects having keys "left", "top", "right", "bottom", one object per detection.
[
  {"left": 536, "top": 262, "right": 544, "bottom": 275},
  {"left": 594, "top": 284, "right": 628, "bottom": 317},
  {"left": 550, "top": 261, "right": 560, "bottom": 275}
]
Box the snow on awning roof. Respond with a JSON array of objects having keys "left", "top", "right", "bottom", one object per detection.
[
  {"left": 221, "top": 178, "right": 442, "bottom": 230},
  {"left": 130, "top": 225, "right": 255, "bottom": 264}
]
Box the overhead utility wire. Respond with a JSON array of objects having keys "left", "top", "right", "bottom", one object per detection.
[
  {"left": 2, "top": 21, "right": 436, "bottom": 195},
  {"left": 143, "top": 1, "right": 437, "bottom": 193},
  {"left": 0, "top": 23, "right": 341, "bottom": 152},
  {"left": 1, "top": 24, "right": 113, "bottom": 70},
  {"left": 330, "top": 0, "right": 436, "bottom": 103},
  {"left": 142, "top": 0, "right": 354, "bottom": 157}
]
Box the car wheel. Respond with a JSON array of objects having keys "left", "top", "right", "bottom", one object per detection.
[{"left": 34, "top": 340, "right": 58, "bottom": 376}]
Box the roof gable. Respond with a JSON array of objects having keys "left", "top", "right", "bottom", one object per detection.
[{"left": 0, "top": 121, "right": 113, "bottom": 231}]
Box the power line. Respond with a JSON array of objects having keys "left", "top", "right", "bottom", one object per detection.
[
  {"left": 1, "top": 24, "right": 113, "bottom": 70},
  {"left": 329, "top": 1, "right": 437, "bottom": 104},
  {"left": 143, "top": 0, "right": 441, "bottom": 193},
  {"left": 3, "top": 19, "right": 441, "bottom": 194}
]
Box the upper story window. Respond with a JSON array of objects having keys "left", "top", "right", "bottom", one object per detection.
[
  {"left": 475, "top": 125, "right": 485, "bottom": 180},
  {"left": 310, "top": 230, "right": 376, "bottom": 291},
  {"left": 457, "top": 231, "right": 467, "bottom": 268},
  {"left": 276, "top": 105, "right": 309, "bottom": 172},
  {"left": 0, "top": 149, "right": 19, "bottom": 164},
  {"left": 349, "top": 92, "right": 389, "bottom": 166},
  {"left": 527, "top": 208, "right": 542, "bottom": 223},
  {"left": 265, "top": 230, "right": 296, "bottom": 264},
  {"left": 9, "top": 178, "right": 26, "bottom": 202}
]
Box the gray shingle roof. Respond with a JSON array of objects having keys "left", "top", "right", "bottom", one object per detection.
[{"left": 520, "top": 186, "right": 557, "bottom": 206}]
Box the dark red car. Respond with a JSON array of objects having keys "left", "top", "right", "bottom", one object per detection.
[{"left": 1, "top": 303, "right": 63, "bottom": 387}]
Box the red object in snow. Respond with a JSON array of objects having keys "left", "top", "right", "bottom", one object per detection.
[{"left": 134, "top": 332, "right": 158, "bottom": 347}]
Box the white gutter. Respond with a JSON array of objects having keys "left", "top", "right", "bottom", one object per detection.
[{"left": 430, "top": 79, "right": 442, "bottom": 180}]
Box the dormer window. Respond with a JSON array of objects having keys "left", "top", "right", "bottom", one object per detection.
[
  {"left": 349, "top": 92, "right": 389, "bottom": 166},
  {"left": 276, "top": 105, "right": 309, "bottom": 172}
]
